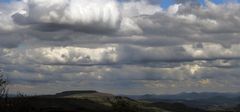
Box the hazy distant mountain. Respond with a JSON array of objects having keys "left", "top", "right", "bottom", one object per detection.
[
  {"left": 129, "top": 92, "right": 240, "bottom": 100},
  {"left": 128, "top": 92, "right": 240, "bottom": 110}
]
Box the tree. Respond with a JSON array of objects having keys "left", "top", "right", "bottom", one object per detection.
[{"left": 0, "top": 68, "right": 7, "bottom": 97}]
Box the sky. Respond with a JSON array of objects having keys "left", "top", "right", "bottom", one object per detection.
[
  {"left": 0, "top": 0, "right": 240, "bottom": 95},
  {"left": 1, "top": 0, "right": 238, "bottom": 7}
]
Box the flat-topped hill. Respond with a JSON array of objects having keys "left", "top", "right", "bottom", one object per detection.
[{"left": 55, "top": 90, "right": 114, "bottom": 98}]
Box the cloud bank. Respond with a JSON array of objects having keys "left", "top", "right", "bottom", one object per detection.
[{"left": 0, "top": 0, "right": 240, "bottom": 94}]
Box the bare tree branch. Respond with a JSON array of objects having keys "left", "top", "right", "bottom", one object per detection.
[{"left": 0, "top": 67, "right": 7, "bottom": 98}]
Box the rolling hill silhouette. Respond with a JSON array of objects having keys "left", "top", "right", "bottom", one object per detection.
[{"left": 1, "top": 90, "right": 239, "bottom": 112}]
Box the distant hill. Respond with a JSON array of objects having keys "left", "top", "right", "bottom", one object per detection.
[
  {"left": 53, "top": 90, "right": 117, "bottom": 107},
  {"left": 129, "top": 92, "right": 240, "bottom": 100},
  {"left": 128, "top": 92, "right": 240, "bottom": 111},
  {"left": 55, "top": 90, "right": 114, "bottom": 98}
]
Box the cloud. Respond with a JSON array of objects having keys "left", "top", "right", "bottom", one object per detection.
[
  {"left": 0, "top": 1, "right": 26, "bottom": 33},
  {"left": 121, "top": 0, "right": 162, "bottom": 17},
  {"left": 4, "top": 63, "right": 240, "bottom": 94},
  {"left": 131, "top": 1, "right": 240, "bottom": 46},
  {"left": 13, "top": 0, "right": 121, "bottom": 33},
  {"left": 0, "top": 13, "right": 15, "bottom": 32},
  {"left": 11, "top": 0, "right": 163, "bottom": 35},
  {"left": 174, "top": 0, "right": 199, "bottom": 4},
  {"left": 0, "top": 46, "right": 118, "bottom": 65},
  {"left": 2, "top": 43, "right": 240, "bottom": 67},
  {"left": 1, "top": 0, "right": 240, "bottom": 94}
]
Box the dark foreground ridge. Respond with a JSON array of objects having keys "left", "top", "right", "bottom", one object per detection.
[{"left": 0, "top": 90, "right": 239, "bottom": 112}]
